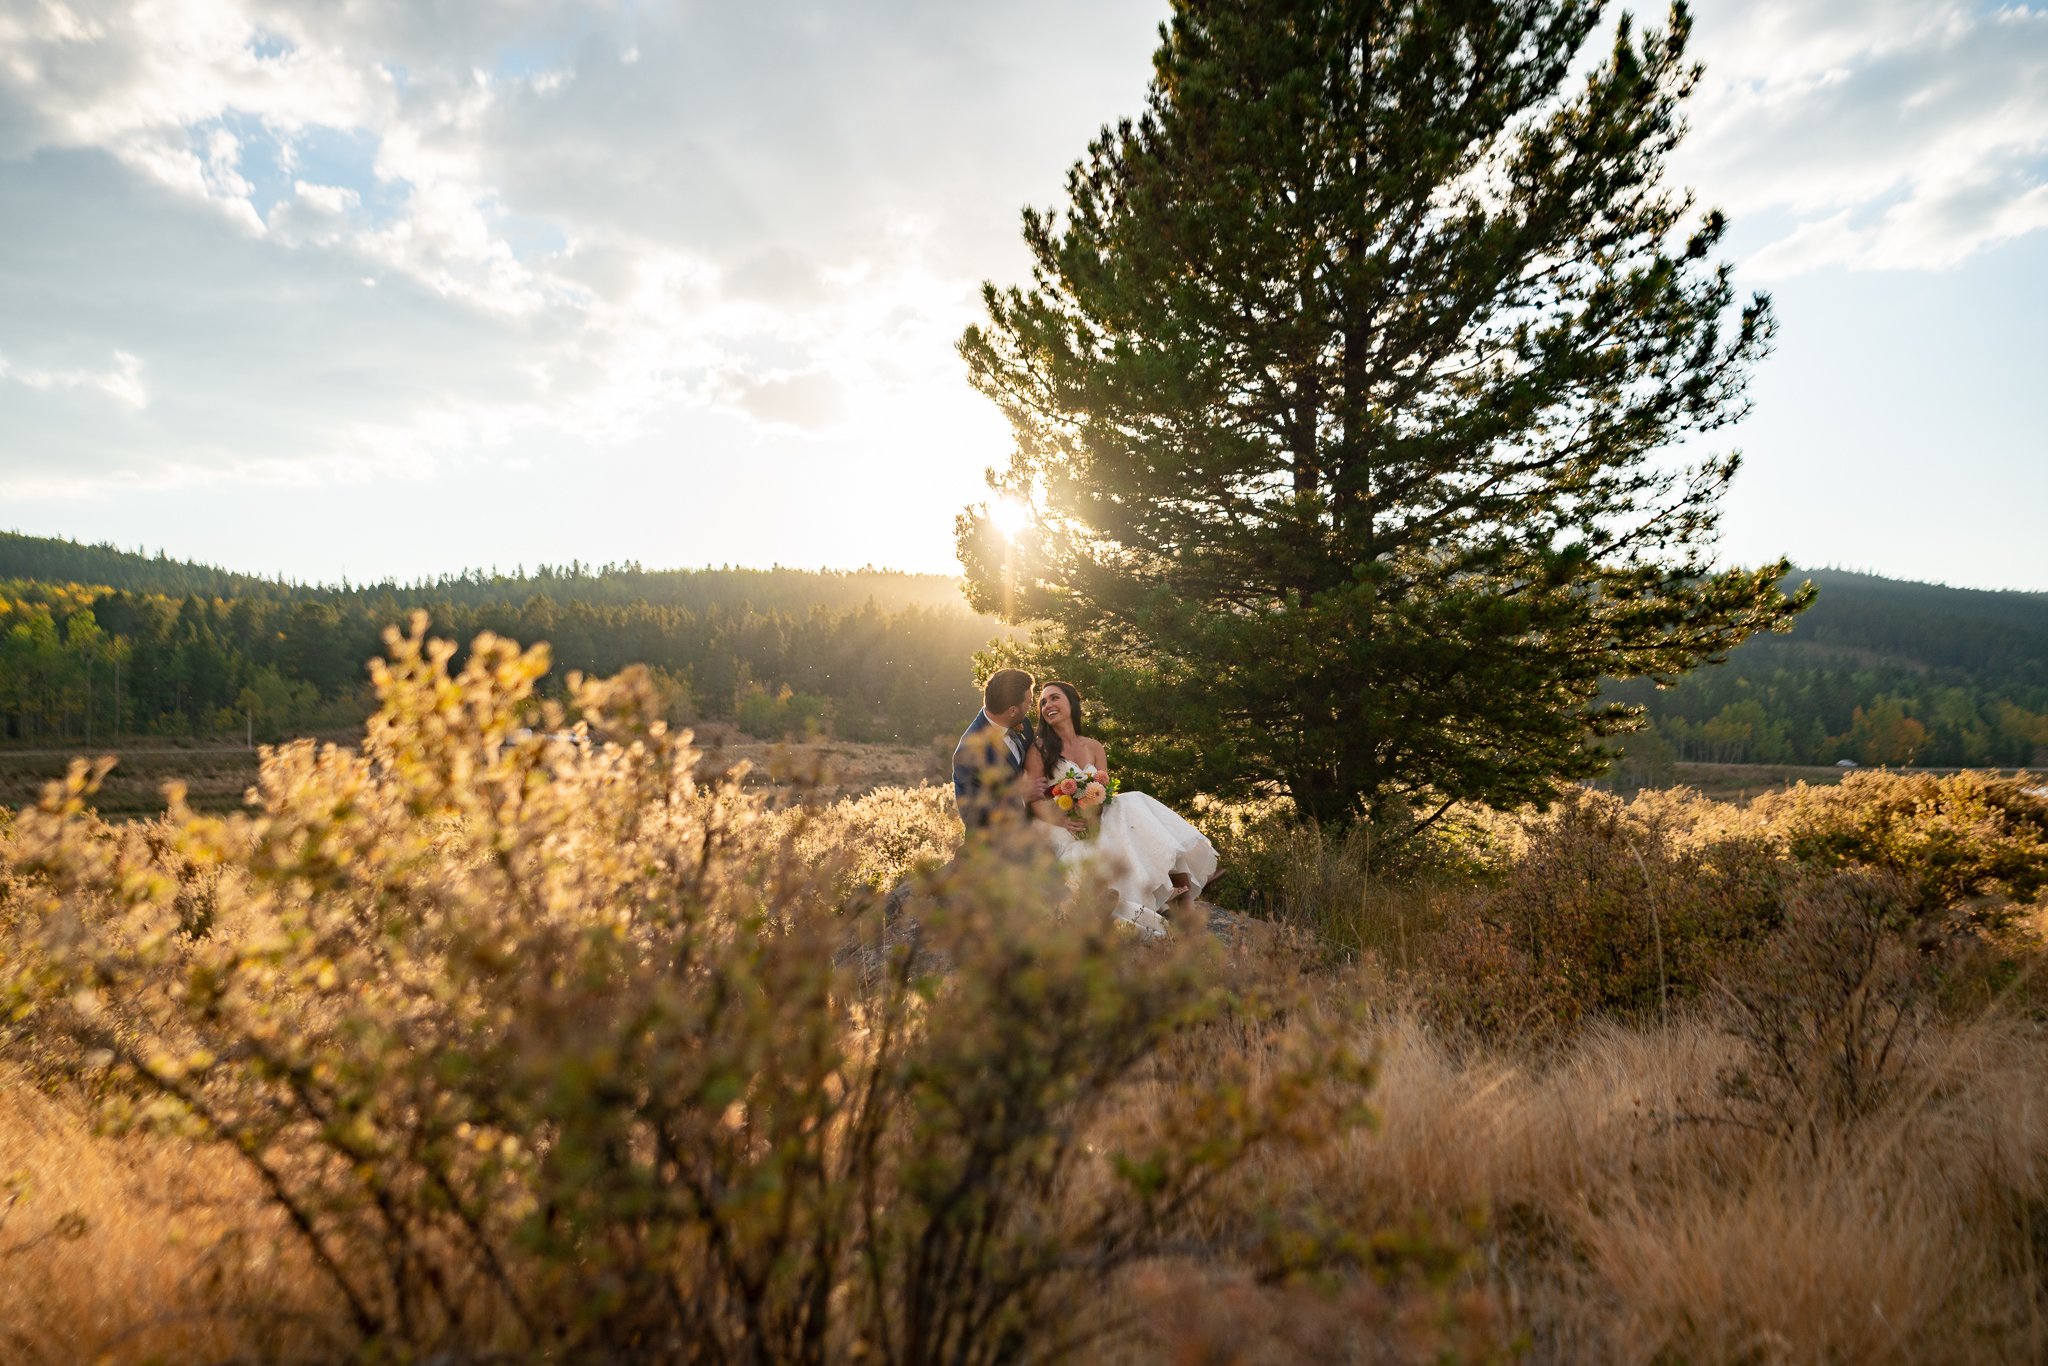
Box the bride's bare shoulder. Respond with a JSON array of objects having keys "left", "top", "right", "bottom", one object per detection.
[{"left": 1085, "top": 737, "right": 1111, "bottom": 768}]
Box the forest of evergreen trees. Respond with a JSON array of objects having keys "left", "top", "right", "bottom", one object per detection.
[
  {"left": 0, "top": 533, "right": 994, "bottom": 745},
  {"left": 2, "top": 533, "right": 2044, "bottom": 770},
  {"left": 1611, "top": 570, "right": 2048, "bottom": 771}
]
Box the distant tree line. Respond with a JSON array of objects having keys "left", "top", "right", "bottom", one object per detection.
[
  {"left": 0, "top": 532, "right": 967, "bottom": 616},
  {"left": 0, "top": 574, "right": 994, "bottom": 746},
  {"left": 1609, "top": 663, "right": 2048, "bottom": 772},
  {"left": 1606, "top": 571, "right": 2048, "bottom": 773},
  {"left": 4, "top": 536, "right": 2044, "bottom": 776}
]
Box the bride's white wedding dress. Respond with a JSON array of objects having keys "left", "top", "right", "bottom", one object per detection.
[{"left": 1041, "top": 791, "right": 1218, "bottom": 937}]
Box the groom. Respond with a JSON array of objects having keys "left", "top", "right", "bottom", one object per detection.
[{"left": 951, "top": 667, "right": 1046, "bottom": 831}]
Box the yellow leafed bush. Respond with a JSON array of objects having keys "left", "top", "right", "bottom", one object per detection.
[
  {"left": 1750, "top": 769, "right": 2048, "bottom": 925},
  {"left": 0, "top": 617, "right": 1393, "bottom": 1363}
]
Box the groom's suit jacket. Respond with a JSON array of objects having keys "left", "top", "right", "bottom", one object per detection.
[{"left": 952, "top": 711, "right": 1035, "bottom": 830}]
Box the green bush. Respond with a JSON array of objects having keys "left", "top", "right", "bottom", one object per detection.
[
  {"left": 736, "top": 680, "right": 835, "bottom": 740},
  {"left": 1198, "top": 797, "right": 1509, "bottom": 963}
]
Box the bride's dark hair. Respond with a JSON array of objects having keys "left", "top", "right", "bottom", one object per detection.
[{"left": 1036, "top": 680, "right": 1085, "bottom": 779}]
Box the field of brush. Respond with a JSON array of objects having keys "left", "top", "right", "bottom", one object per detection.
[
  {"left": 0, "top": 728, "right": 950, "bottom": 818},
  {"left": 0, "top": 741, "right": 270, "bottom": 818},
  {"left": 3, "top": 637, "right": 2047, "bottom": 1362},
  {"left": 0, "top": 730, "right": 2023, "bottom": 828}
]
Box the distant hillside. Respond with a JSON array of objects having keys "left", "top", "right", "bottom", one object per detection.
[
  {"left": 0, "top": 531, "right": 990, "bottom": 747},
  {"left": 0, "top": 530, "right": 967, "bottom": 616},
  {"left": 5, "top": 529, "right": 2044, "bottom": 769},
  {"left": 1763, "top": 569, "right": 2048, "bottom": 686},
  {"left": 1606, "top": 569, "right": 2048, "bottom": 774},
  {"left": 0, "top": 531, "right": 296, "bottom": 600}
]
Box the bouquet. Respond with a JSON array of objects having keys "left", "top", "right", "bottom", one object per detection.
[{"left": 1048, "top": 759, "right": 1117, "bottom": 833}]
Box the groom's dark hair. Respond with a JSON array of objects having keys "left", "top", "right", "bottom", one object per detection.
[{"left": 983, "top": 668, "right": 1034, "bottom": 716}]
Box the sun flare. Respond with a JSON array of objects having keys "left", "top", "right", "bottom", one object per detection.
[{"left": 991, "top": 496, "right": 1032, "bottom": 540}]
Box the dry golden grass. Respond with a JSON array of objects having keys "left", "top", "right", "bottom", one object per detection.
[
  {"left": 0, "top": 743, "right": 265, "bottom": 818},
  {"left": 689, "top": 725, "right": 947, "bottom": 803},
  {"left": 5, "top": 994, "right": 2048, "bottom": 1361},
  {"left": 0, "top": 1073, "right": 343, "bottom": 1362},
  {"left": 1234, "top": 1000, "right": 2048, "bottom": 1364},
  {"left": 0, "top": 733, "right": 943, "bottom": 825}
]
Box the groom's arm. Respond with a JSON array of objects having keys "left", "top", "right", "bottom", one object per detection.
[
  {"left": 953, "top": 730, "right": 1007, "bottom": 828},
  {"left": 1020, "top": 755, "right": 1049, "bottom": 804},
  {"left": 951, "top": 739, "right": 981, "bottom": 821}
]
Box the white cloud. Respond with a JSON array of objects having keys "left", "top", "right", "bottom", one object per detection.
[
  {"left": 709, "top": 367, "right": 849, "bottom": 434},
  {"left": 1679, "top": 0, "right": 2048, "bottom": 274},
  {"left": 292, "top": 178, "right": 357, "bottom": 213},
  {"left": 0, "top": 0, "right": 1163, "bottom": 498},
  {"left": 0, "top": 144, "right": 542, "bottom": 491},
  {"left": 0, "top": 347, "right": 148, "bottom": 409},
  {"left": 8, "top": 0, "right": 2030, "bottom": 520}
]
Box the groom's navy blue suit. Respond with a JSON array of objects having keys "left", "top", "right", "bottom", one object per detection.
[{"left": 952, "top": 711, "right": 1035, "bottom": 830}]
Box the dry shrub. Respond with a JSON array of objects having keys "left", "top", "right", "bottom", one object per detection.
[
  {"left": 1412, "top": 775, "right": 2048, "bottom": 1047},
  {"left": 1424, "top": 790, "right": 1785, "bottom": 1042},
  {"left": 781, "top": 782, "right": 962, "bottom": 891},
  {"left": 1741, "top": 773, "right": 2048, "bottom": 1021},
  {"left": 1716, "top": 870, "right": 1933, "bottom": 1151},
  {"left": 1193, "top": 795, "right": 1304, "bottom": 913},
  {"left": 1196, "top": 799, "right": 1503, "bottom": 965},
  {"left": 1415, "top": 901, "right": 1575, "bottom": 1044},
  {"left": 1751, "top": 769, "right": 2048, "bottom": 927},
  {"left": 0, "top": 618, "right": 1399, "bottom": 1364},
  {"left": 1204, "top": 818, "right": 1409, "bottom": 959}
]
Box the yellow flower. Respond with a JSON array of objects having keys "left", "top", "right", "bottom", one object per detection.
[{"left": 1055, "top": 794, "right": 1074, "bottom": 811}]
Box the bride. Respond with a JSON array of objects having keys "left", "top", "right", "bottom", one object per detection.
[{"left": 1022, "top": 681, "right": 1219, "bottom": 937}]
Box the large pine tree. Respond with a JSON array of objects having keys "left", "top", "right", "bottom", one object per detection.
[{"left": 957, "top": 0, "right": 1812, "bottom": 824}]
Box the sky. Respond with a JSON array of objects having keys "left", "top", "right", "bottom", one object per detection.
[{"left": 0, "top": 0, "right": 2043, "bottom": 592}]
